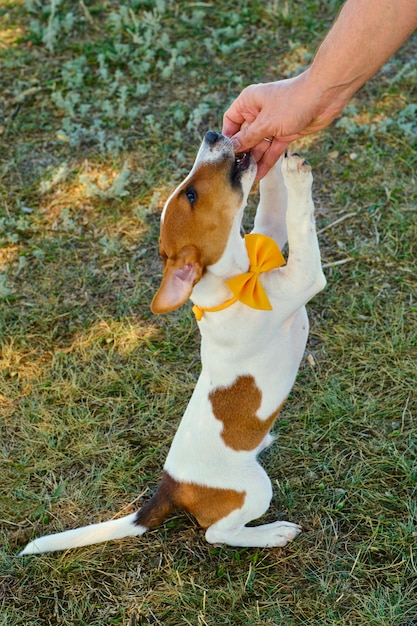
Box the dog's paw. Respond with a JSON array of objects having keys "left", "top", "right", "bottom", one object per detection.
[
  {"left": 281, "top": 151, "right": 312, "bottom": 187},
  {"left": 261, "top": 520, "right": 302, "bottom": 547},
  {"left": 206, "top": 519, "right": 301, "bottom": 548}
]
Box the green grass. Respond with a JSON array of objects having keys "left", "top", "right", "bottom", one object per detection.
[{"left": 1, "top": 1, "right": 416, "bottom": 624}]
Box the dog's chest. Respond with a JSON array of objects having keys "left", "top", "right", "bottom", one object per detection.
[{"left": 199, "top": 305, "right": 309, "bottom": 394}]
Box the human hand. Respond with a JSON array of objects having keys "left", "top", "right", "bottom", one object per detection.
[{"left": 222, "top": 73, "right": 338, "bottom": 179}]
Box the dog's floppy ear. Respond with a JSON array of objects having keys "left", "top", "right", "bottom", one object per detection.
[{"left": 151, "top": 246, "right": 203, "bottom": 314}]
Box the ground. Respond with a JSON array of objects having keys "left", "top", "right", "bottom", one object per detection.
[{"left": 0, "top": 1, "right": 416, "bottom": 625}]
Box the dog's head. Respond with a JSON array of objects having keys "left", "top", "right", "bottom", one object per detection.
[{"left": 151, "top": 131, "right": 256, "bottom": 314}]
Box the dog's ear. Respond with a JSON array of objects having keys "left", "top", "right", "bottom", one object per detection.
[{"left": 151, "top": 246, "right": 203, "bottom": 314}]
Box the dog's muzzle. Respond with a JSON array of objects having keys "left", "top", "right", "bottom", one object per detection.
[{"left": 203, "top": 131, "right": 253, "bottom": 184}]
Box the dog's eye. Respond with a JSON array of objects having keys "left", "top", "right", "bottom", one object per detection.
[{"left": 185, "top": 185, "right": 197, "bottom": 206}]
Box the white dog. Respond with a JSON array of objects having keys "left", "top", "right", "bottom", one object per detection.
[{"left": 20, "top": 131, "right": 325, "bottom": 555}]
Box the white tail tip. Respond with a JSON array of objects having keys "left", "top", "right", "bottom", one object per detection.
[{"left": 19, "top": 513, "right": 146, "bottom": 555}]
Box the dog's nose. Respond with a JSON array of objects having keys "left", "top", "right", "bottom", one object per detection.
[{"left": 205, "top": 131, "right": 222, "bottom": 145}]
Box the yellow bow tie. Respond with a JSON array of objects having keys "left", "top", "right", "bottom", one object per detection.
[
  {"left": 192, "top": 234, "right": 285, "bottom": 321},
  {"left": 227, "top": 233, "right": 285, "bottom": 309}
]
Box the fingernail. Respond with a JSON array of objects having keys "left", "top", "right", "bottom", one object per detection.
[{"left": 231, "top": 137, "right": 241, "bottom": 152}]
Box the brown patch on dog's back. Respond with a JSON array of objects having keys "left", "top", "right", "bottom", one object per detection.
[
  {"left": 209, "top": 375, "right": 282, "bottom": 451},
  {"left": 135, "top": 472, "right": 245, "bottom": 530}
]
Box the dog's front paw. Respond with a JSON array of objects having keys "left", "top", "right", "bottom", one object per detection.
[{"left": 281, "top": 151, "right": 312, "bottom": 189}]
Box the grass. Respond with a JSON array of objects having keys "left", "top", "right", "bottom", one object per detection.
[{"left": 1, "top": 0, "right": 416, "bottom": 624}]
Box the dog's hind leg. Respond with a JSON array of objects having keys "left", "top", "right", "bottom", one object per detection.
[
  {"left": 206, "top": 516, "right": 301, "bottom": 548},
  {"left": 204, "top": 465, "right": 301, "bottom": 548},
  {"left": 252, "top": 157, "right": 288, "bottom": 249}
]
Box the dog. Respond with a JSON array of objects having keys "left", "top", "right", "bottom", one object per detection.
[{"left": 19, "top": 131, "right": 325, "bottom": 555}]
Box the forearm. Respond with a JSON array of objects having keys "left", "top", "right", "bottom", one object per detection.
[
  {"left": 306, "top": 0, "right": 417, "bottom": 115},
  {"left": 222, "top": 0, "right": 417, "bottom": 177}
]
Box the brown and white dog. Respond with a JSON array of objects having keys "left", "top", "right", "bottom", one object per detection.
[{"left": 20, "top": 131, "right": 325, "bottom": 555}]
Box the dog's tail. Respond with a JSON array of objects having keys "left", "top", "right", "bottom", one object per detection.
[{"left": 19, "top": 476, "right": 176, "bottom": 556}]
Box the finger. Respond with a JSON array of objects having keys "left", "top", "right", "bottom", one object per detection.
[
  {"left": 250, "top": 138, "right": 275, "bottom": 165},
  {"left": 222, "top": 83, "right": 261, "bottom": 138},
  {"left": 228, "top": 120, "right": 272, "bottom": 154},
  {"left": 222, "top": 111, "right": 242, "bottom": 138},
  {"left": 222, "top": 99, "right": 257, "bottom": 139},
  {"left": 255, "top": 140, "right": 291, "bottom": 180}
]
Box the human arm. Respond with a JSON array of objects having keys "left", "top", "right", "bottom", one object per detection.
[{"left": 222, "top": 0, "right": 417, "bottom": 179}]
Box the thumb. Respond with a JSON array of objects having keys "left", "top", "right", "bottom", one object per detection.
[
  {"left": 231, "top": 123, "right": 259, "bottom": 152},
  {"left": 230, "top": 120, "right": 268, "bottom": 153}
]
